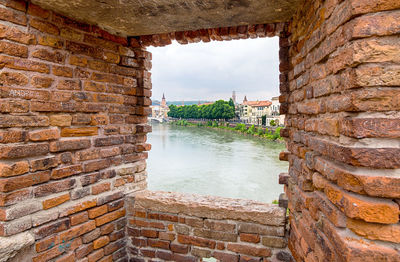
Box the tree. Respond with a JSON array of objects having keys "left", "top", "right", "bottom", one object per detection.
[
  {"left": 270, "top": 119, "right": 276, "bottom": 126},
  {"left": 262, "top": 115, "right": 266, "bottom": 126},
  {"left": 168, "top": 100, "right": 234, "bottom": 120},
  {"left": 229, "top": 98, "right": 235, "bottom": 109}
]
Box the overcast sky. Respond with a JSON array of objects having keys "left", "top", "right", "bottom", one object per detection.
[{"left": 148, "top": 37, "right": 279, "bottom": 102}]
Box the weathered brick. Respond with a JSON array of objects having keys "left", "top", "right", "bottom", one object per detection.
[
  {"left": 0, "top": 143, "right": 49, "bottom": 159},
  {"left": 34, "top": 178, "right": 76, "bottom": 197},
  {"left": 0, "top": 41, "right": 27, "bottom": 57},
  {"left": 32, "top": 48, "right": 65, "bottom": 63},
  {"left": 50, "top": 114, "right": 72, "bottom": 127},
  {"left": 0, "top": 129, "right": 27, "bottom": 144},
  {"left": 0, "top": 55, "right": 49, "bottom": 73},
  {"left": 29, "top": 128, "right": 60, "bottom": 141},
  {"left": 27, "top": 3, "right": 50, "bottom": 18},
  {"left": 37, "top": 35, "right": 63, "bottom": 48},
  {"left": 0, "top": 115, "right": 49, "bottom": 128},
  {"left": 315, "top": 174, "right": 399, "bottom": 224},
  {"left": 57, "top": 79, "right": 81, "bottom": 90},
  {"left": 61, "top": 127, "right": 99, "bottom": 137},
  {"left": 227, "top": 243, "right": 271, "bottom": 257},
  {"left": 213, "top": 251, "right": 239, "bottom": 262},
  {"left": 51, "top": 165, "right": 82, "bottom": 179},
  {"left": 240, "top": 233, "right": 260, "bottom": 243},
  {"left": 93, "top": 235, "right": 110, "bottom": 249},
  {"left": 177, "top": 235, "right": 216, "bottom": 249},
  {"left": 91, "top": 182, "right": 111, "bottom": 195},
  {"left": 95, "top": 208, "right": 126, "bottom": 226},
  {"left": 0, "top": 161, "right": 29, "bottom": 177},
  {"left": 0, "top": 71, "right": 28, "bottom": 86},
  {"left": 42, "top": 193, "right": 70, "bottom": 209},
  {"left": 30, "top": 18, "right": 59, "bottom": 35},
  {"left": 50, "top": 139, "right": 91, "bottom": 152},
  {"left": 34, "top": 217, "right": 70, "bottom": 240}
]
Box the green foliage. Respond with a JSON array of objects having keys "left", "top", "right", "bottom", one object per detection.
[
  {"left": 272, "top": 199, "right": 279, "bottom": 204},
  {"left": 263, "top": 127, "right": 282, "bottom": 140},
  {"left": 262, "top": 115, "right": 266, "bottom": 126},
  {"left": 173, "top": 120, "right": 189, "bottom": 126},
  {"left": 168, "top": 100, "right": 235, "bottom": 120},
  {"left": 229, "top": 98, "right": 235, "bottom": 109},
  {"left": 270, "top": 119, "right": 277, "bottom": 126},
  {"left": 234, "top": 123, "right": 247, "bottom": 133},
  {"left": 246, "top": 125, "right": 256, "bottom": 135},
  {"left": 257, "top": 128, "right": 264, "bottom": 136}
]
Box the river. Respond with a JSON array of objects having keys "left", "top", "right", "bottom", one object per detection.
[{"left": 147, "top": 123, "right": 288, "bottom": 203}]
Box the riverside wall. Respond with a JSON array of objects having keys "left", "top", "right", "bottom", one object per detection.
[
  {"left": 0, "top": 1, "right": 152, "bottom": 261},
  {"left": 126, "top": 191, "right": 291, "bottom": 262},
  {"left": 280, "top": 0, "right": 400, "bottom": 261}
]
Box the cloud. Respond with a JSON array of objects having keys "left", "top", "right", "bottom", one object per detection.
[{"left": 148, "top": 37, "right": 280, "bottom": 102}]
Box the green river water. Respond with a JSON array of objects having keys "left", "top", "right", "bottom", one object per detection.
[{"left": 147, "top": 123, "right": 288, "bottom": 203}]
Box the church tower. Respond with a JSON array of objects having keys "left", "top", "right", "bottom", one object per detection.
[
  {"left": 161, "top": 93, "right": 166, "bottom": 108},
  {"left": 243, "top": 95, "right": 248, "bottom": 105},
  {"left": 232, "top": 91, "right": 236, "bottom": 104}
]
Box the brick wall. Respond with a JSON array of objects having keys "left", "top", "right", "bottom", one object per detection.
[
  {"left": 280, "top": 0, "right": 400, "bottom": 261},
  {"left": 0, "top": 1, "right": 151, "bottom": 261},
  {"left": 126, "top": 191, "right": 292, "bottom": 262}
]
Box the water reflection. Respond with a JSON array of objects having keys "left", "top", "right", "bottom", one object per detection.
[{"left": 147, "top": 123, "right": 288, "bottom": 203}]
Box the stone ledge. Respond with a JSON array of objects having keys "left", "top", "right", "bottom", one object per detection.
[
  {"left": 0, "top": 231, "right": 34, "bottom": 262},
  {"left": 130, "top": 190, "right": 286, "bottom": 226}
]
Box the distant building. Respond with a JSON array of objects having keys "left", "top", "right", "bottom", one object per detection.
[
  {"left": 237, "top": 96, "right": 284, "bottom": 126},
  {"left": 238, "top": 96, "right": 272, "bottom": 125},
  {"left": 150, "top": 93, "right": 169, "bottom": 119},
  {"left": 265, "top": 96, "right": 285, "bottom": 126}
]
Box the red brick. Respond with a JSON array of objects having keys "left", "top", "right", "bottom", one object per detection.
[
  {"left": 0, "top": 161, "right": 29, "bottom": 177},
  {"left": 70, "top": 211, "right": 89, "bottom": 226},
  {"left": 0, "top": 189, "right": 31, "bottom": 206},
  {"left": 43, "top": 193, "right": 70, "bottom": 209},
  {"left": 29, "top": 128, "right": 60, "bottom": 141},
  {"left": 240, "top": 233, "right": 260, "bottom": 243},
  {"left": 27, "top": 3, "right": 50, "bottom": 18},
  {"left": 227, "top": 243, "right": 271, "bottom": 257},
  {"left": 95, "top": 208, "right": 126, "bottom": 226},
  {"left": 92, "top": 182, "right": 111, "bottom": 195},
  {"left": 61, "top": 127, "right": 99, "bottom": 137},
  {"left": 213, "top": 251, "right": 239, "bottom": 262},
  {"left": 0, "top": 170, "right": 50, "bottom": 192},
  {"left": 0, "top": 115, "right": 49, "bottom": 128},
  {"left": 30, "top": 18, "right": 59, "bottom": 35},
  {"left": 94, "top": 235, "right": 110, "bottom": 249},
  {"left": 32, "top": 48, "right": 65, "bottom": 63},
  {"left": 34, "top": 178, "right": 76, "bottom": 197},
  {"left": 57, "top": 79, "right": 81, "bottom": 90},
  {"left": 50, "top": 139, "right": 91, "bottom": 152},
  {"left": 0, "top": 40, "right": 27, "bottom": 57},
  {"left": 32, "top": 236, "right": 81, "bottom": 262},
  {"left": 83, "top": 159, "right": 110, "bottom": 172},
  {"left": 34, "top": 217, "right": 70, "bottom": 241},
  {"left": 51, "top": 165, "right": 82, "bottom": 179},
  {"left": 0, "top": 6, "right": 26, "bottom": 25},
  {"left": 88, "top": 248, "right": 104, "bottom": 262},
  {"left": 177, "top": 235, "right": 216, "bottom": 249}
]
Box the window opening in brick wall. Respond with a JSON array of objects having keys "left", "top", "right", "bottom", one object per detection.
[{"left": 146, "top": 38, "right": 288, "bottom": 203}]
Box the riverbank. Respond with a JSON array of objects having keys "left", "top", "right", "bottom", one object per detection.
[{"left": 170, "top": 119, "right": 284, "bottom": 142}]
